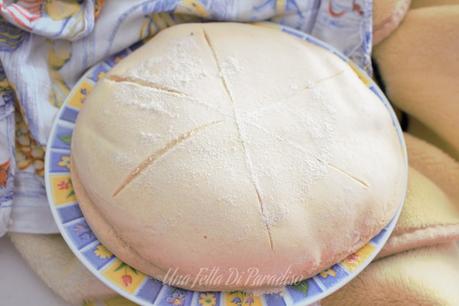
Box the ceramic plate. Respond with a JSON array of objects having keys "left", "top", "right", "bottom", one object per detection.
[{"left": 45, "top": 23, "right": 408, "bottom": 306}]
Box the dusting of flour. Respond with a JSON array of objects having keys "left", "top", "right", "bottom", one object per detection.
[
  {"left": 113, "top": 82, "right": 177, "bottom": 117},
  {"left": 126, "top": 35, "right": 208, "bottom": 87},
  {"left": 139, "top": 131, "right": 162, "bottom": 145}
]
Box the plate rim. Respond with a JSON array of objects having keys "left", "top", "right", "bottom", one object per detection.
[{"left": 44, "top": 22, "right": 408, "bottom": 306}]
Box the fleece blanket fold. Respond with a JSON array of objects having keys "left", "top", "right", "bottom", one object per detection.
[
  {"left": 373, "top": 0, "right": 411, "bottom": 45},
  {"left": 323, "top": 243, "right": 459, "bottom": 306},
  {"left": 373, "top": 4, "right": 459, "bottom": 159}
]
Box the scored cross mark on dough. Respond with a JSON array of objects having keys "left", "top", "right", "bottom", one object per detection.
[
  {"left": 108, "top": 74, "right": 235, "bottom": 118},
  {"left": 112, "top": 120, "right": 223, "bottom": 197},
  {"left": 245, "top": 120, "right": 370, "bottom": 189},
  {"left": 107, "top": 75, "right": 188, "bottom": 97},
  {"left": 325, "top": 163, "right": 369, "bottom": 188},
  {"left": 111, "top": 30, "right": 367, "bottom": 251},
  {"left": 241, "top": 69, "right": 345, "bottom": 118},
  {"left": 203, "top": 29, "right": 275, "bottom": 251}
]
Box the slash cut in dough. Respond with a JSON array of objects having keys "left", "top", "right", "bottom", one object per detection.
[{"left": 71, "top": 23, "right": 407, "bottom": 291}]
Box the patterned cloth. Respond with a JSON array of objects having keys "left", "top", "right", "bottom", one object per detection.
[{"left": 0, "top": 0, "right": 373, "bottom": 237}]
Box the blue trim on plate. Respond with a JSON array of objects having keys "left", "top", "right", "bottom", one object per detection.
[
  {"left": 60, "top": 107, "right": 79, "bottom": 123},
  {"left": 57, "top": 203, "right": 83, "bottom": 223},
  {"left": 264, "top": 293, "right": 287, "bottom": 306},
  {"left": 51, "top": 125, "right": 73, "bottom": 150},
  {"left": 64, "top": 219, "right": 97, "bottom": 250},
  {"left": 136, "top": 278, "right": 164, "bottom": 303},
  {"left": 104, "top": 49, "right": 132, "bottom": 67},
  {"left": 88, "top": 63, "right": 112, "bottom": 82},
  {"left": 370, "top": 228, "right": 388, "bottom": 245}
]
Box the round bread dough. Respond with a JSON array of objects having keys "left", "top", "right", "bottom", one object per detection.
[{"left": 71, "top": 22, "right": 406, "bottom": 291}]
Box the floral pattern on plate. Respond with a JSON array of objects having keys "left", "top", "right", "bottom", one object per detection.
[
  {"left": 64, "top": 219, "right": 96, "bottom": 249},
  {"left": 102, "top": 259, "right": 147, "bottom": 294},
  {"left": 49, "top": 174, "right": 76, "bottom": 205}
]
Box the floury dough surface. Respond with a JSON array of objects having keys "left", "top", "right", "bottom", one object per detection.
[{"left": 71, "top": 23, "right": 406, "bottom": 291}]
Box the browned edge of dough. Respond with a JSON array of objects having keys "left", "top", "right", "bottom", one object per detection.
[
  {"left": 71, "top": 157, "right": 167, "bottom": 275},
  {"left": 71, "top": 155, "right": 387, "bottom": 291}
]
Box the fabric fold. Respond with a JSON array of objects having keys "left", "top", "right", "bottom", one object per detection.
[
  {"left": 373, "top": 4, "right": 459, "bottom": 157},
  {"left": 323, "top": 243, "right": 459, "bottom": 306}
]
